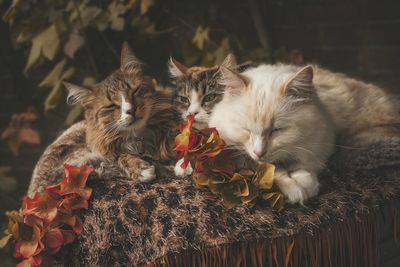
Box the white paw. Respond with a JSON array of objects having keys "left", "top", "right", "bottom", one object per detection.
[
  {"left": 174, "top": 159, "right": 193, "bottom": 177},
  {"left": 138, "top": 165, "right": 156, "bottom": 182},
  {"left": 274, "top": 169, "right": 319, "bottom": 204},
  {"left": 290, "top": 170, "right": 319, "bottom": 198}
]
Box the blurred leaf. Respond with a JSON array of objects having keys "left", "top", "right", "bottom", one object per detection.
[
  {"left": 1, "top": 112, "right": 41, "bottom": 156},
  {"left": 16, "top": 14, "right": 47, "bottom": 43},
  {"left": 83, "top": 76, "right": 96, "bottom": 86},
  {"left": 64, "top": 105, "right": 83, "bottom": 126},
  {"left": 44, "top": 83, "right": 63, "bottom": 114},
  {"left": 0, "top": 166, "right": 17, "bottom": 193},
  {"left": 44, "top": 66, "right": 75, "bottom": 114},
  {"left": 0, "top": 234, "right": 12, "bottom": 248},
  {"left": 64, "top": 30, "right": 85, "bottom": 59},
  {"left": 192, "top": 26, "right": 209, "bottom": 50},
  {"left": 25, "top": 25, "right": 60, "bottom": 72},
  {"left": 108, "top": 2, "right": 127, "bottom": 31},
  {"left": 213, "top": 37, "right": 230, "bottom": 64},
  {"left": 140, "top": 0, "right": 154, "bottom": 15},
  {"left": 80, "top": 6, "right": 102, "bottom": 26},
  {"left": 39, "top": 59, "right": 67, "bottom": 88},
  {"left": 2, "top": 0, "right": 21, "bottom": 22}
]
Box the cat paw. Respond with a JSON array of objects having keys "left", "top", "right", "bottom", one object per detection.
[
  {"left": 138, "top": 165, "right": 156, "bottom": 182},
  {"left": 274, "top": 169, "right": 319, "bottom": 204},
  {"left": 174, "top": 159, "right": 193, "bottom": 177}
]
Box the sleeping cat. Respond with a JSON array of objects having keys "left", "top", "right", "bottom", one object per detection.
[
  {"left": 64, "top": 43, "right": 177, "bottom": 182},
  {"left": 209, "top": 64, "right": 400, "bottom": 204}
]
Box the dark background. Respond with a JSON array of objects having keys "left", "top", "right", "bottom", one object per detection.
[{"left": 1, "top": 0, "right": 400, "bottom": 265}]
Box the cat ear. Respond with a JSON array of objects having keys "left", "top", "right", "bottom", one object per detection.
[
  {"left": 220, "top": 53, "right": 237, "bottom": 69},
  {"left": 63, "top": 82, "right": 92, "bottom": 105},
  {"left": 218, "top": 66, "right": 249, "bottom": 96},
  {"left": 169, "top": 57, "right": 189, "bottom": 77},
  {"left": 282, "top": 65, "right": 314, "bottom": 99},
  {"left": 120, "top": 42, "right": 142, "bottom": 75}
]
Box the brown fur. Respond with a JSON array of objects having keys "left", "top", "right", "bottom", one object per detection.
[{"left": 63, "top": 43, "right": 178, "bottom": 181}]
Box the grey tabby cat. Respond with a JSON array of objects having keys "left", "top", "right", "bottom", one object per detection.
[{"left": 168, "top": 54, "right": 238, "bottom": 129}]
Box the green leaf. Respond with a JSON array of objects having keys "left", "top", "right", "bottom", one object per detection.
[
  {"left": 44, "top": 82, "right": 62, "bottom": 114},
  {"left": 192, "top": 26, "right": 209, "bottom": 50},
  {"left": 44, "top": 66, "right": 75, "bottom": 113},
  {"left": 83, "top": 76, "right": 96, "bottom": 86},
  {"left": 25, "top": 25, "right": 60, "bottom": 72},
  {"left": 39, "top": 59, "right": 67, "bottom": 88},
  {"left": 64, "top": 105, "right": 83, "bottom": 126},
  {"left": 0, "top": 233, "right": 12, "bottom": 248},
  {"left": 2, "top": 0, "right": 21, "bottom": 22},
  {"left": 213, "top": 37, "right": 230, "bottom": 65}
]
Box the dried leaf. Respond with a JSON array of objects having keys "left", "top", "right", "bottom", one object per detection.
[
  {"left": 140, "top": 0, "right": 154, "bottom": 15},
  {"left": 254, "top": 163, "right": 275, "bottom": 189},
  {"left": 192, "top": 26, "right": 209, "bottom": 50},
  {"left": 64, "top": 30, "right": 85, "bottom": 59},
  {"left": 108, "top": 2, "right": 127, "bottom": 31},
  {"left": 44, "top": 83, "right": 62, "bottom": 114}
]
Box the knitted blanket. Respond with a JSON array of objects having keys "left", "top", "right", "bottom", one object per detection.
[{"left": 28, "top": 121, "right": 400, "bottom": 267}]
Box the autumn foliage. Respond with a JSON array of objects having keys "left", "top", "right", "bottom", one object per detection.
[
  {"left": 175, "top": 115, "right": 284, "bottom": 209},
  {"left": 0, "top": 165, "right": 94, "bottom": 267}
]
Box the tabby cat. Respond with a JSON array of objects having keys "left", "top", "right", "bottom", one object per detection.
[{"left": 64, "top": 43, "right": 177, "bottom": 182}]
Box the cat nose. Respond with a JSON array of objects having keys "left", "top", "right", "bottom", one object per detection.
[
  {"left": 126, "top": 106, "right": 136, "bottom": 116},
  {"left": 254, "top": 148, "right": 266, "bottom": 158}
]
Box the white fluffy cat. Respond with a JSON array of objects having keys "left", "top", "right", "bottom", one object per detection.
[{"left": 209, "top": 65, "right": 335, "bottom": 204}]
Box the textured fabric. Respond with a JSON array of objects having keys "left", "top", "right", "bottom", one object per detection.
[{"left": 28, "top": 123, "right": 400, "bottom": 266}]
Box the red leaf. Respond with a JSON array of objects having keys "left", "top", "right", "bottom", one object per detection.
[
  {"left": 43, "top": 228, "right": 64, "bottom": 254},
  {"left": 58, "top": 165, "right": 94, "bottom": 199},
  {"left": 19, "top": 128, "right": 41, "bottom": 145}
]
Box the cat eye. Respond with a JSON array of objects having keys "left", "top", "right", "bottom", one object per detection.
[
  {"left": 269, "top": 127, "right": 284, "bottom": 136},
  {"left": 177, "top": 96, "right": 189, "bottom": 104},
  {"left": 203, "top": 94, "right": 217, "bottom": 103}
]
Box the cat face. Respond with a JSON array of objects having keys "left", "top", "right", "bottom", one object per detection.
[
  {"left": 64, "top": 43, "right": 159, "bottom": 139},
  {"left": 169, "top": 54, "right": 237, "bottom": 128},
  {"left": 209, "top": 65, "right": 334, "bottom": 168}
]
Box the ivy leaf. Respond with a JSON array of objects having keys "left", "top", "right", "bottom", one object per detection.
[
  {"left": 25, "top": 25, "right": 60, "bottom": 72},
  {"left": 39, "top": 59, "right": 67, "bottom": 89},
  {"left": 44, "top": 66, "right": 75, "bottom": 113},
  {"left": 192, "top": 26, "right": 209, "bottom": 50},
  {"left": 140, "top": 0, "right": 154, "bottom": 15},
  {"left": 64, "top": 30, "right": 85, "bottom": 59}
]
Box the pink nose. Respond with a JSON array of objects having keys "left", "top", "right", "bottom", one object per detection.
[{"left": 254, "top": 149, "right": 266, "bottom": 158}]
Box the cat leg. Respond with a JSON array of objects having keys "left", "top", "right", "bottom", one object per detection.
[
  {"left": 174, "top": 158, "right": 193, "bottom": 177},
  {"left": 274, "top": 169, "right": 319, "bottom": 204},
  {"left": 118, "top": 153, "right": 156, "bottom": 182}
]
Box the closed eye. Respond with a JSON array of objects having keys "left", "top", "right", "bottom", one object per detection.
[
  {"left": 269, "top": 127, "right": 284, "bottom": 136},
  {"left": 203, "top": 94, "right": 217, "bottom": 103}
]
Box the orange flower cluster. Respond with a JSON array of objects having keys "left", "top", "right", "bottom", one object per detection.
[
  {"left": 175, "top": 115, "right": 284, "bottom": 209},
  {"left": 0, "top": 164, "right": 94, "bottom": 267}
]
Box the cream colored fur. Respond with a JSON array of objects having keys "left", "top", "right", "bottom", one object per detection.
[{"left": 209, "top": 64, "right": 400, "bottom": 204}]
